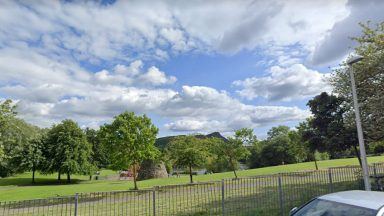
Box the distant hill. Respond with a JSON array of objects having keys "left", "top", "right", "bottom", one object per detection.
[{"left": 155, "top": 132, "right": 227, "bottom": 150}]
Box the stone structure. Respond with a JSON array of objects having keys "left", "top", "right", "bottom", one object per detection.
[{"left": 137, "top": 160, "right": 168, "bottom": 180}]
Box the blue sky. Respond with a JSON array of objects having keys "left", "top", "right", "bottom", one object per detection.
[{"left": 0, "top": 0, "right": 383, "bottom": 138}]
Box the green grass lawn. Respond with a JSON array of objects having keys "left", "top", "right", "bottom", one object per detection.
[{"left": 1, "top": 155, "right": 383, "bottom": 202}]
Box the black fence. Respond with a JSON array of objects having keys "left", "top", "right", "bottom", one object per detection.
[{"left": 2, "top": 163, "right": 384, "bottom": 216}]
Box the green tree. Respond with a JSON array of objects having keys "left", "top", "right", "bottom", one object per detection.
[
  {"left": 85, "top": 128, "right": 109, "bottom": 169},
  {"left": 267, "top": 125, "right": 290, "bottom": 139},
  {"left": 298, "top": 119, "right": 321, "bottom": 170},
  {"left": 19, "top": 135, "right": 45, "bottom": 183},
  {"left": 214, "top": 138, "right": 250, "bottom": 178},
  {"left": 331, "top": 22, "right": 384, "bottom": 143},
  {"left": 234, "top": 128, "right": 258, "bottom": 146},
  {"left": 260, "top": 126, "right": 296, "bottom": 166},
  {"left": 307, "top": 92, "right": 360, "bottom": 165},
  {"left": 99, "top": 112, "right": 159, "bottom": 190},
  {"left": 0, "top": 99, "right": 40, "bottom": 177},
  {"left": 288, "top": 129, "right": 310, "bottom": 163},
  {"left": 44, "top": 120, "right": 93, "bottom": 183},
  {"left": 211, "top": 129, "right": 253, "bottom": 178},
  {"left": 167, "top": 135, "right": 208, "bottom": 183}
]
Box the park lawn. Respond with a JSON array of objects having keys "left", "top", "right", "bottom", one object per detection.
[{"left": 1, "top": 155, "right": 383, "bottom": 202}]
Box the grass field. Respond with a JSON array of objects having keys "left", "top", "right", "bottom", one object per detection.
[{"left": 1, "top": 155, "right": 383, "bottom": 202}]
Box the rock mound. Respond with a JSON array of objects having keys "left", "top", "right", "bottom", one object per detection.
[{"left": 138, "top": 160, "right": 168, "bottom": 180}]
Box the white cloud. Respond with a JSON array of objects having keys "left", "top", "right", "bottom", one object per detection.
[
  {"left": 0, "top": 0, "right": 352, "bottom": 62},
  {"left": 233, "top": 64, "right": 332, "bottom": 101},
  {"left": 161, "top": 86, "right": 309, "bottom": 132},
  {"left": 114, "top": 60, "right": 143, "bottom": 76},
  {"left": 139, "top": 66, "right": 177, "bottom": 86}
]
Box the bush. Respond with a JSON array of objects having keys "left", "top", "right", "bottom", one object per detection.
[
  {"left": 206, "top": 157, "right": 233, "bottom": 173},
  {"left": 315, "top": 151, "right": 330, "bottom": 161},
  {"left": 371, "top": 141, "right": 384, "bottom": 154},
  {"left": 247, "top": 147, "right": 263, "bottom": 169}
]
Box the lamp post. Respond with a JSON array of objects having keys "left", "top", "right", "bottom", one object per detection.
[{"left": 347, "top": 55, "right": 371, "bottom": 191}]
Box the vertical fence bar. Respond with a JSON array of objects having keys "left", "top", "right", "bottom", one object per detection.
[
  {"left": 278, "top": 175, "right": 284, "bottom": 216},
  {"left": 328, "top": 169, "right": 333, "bottom": 193},
  {"left": 152, "top": 188, "right": 156, "bottom": 216},
  {"left": 221, "top": 179, "right": 225, "bottom": 216},
  {"left": 74, "top": 193, "right": 78, "bottom": 216}
]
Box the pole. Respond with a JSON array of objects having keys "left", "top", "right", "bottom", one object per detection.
[
  {"left": 278, "top": 175, "right": 284, "bottom": 216},
  {"left": 328, "top": 169, "right": 333, "bottom": 193},
  {"left": 349, "top": 65, "right": 371, "bottom": 191},
  {"left": 74, "top": 193, "right": 79, "bottom": 216},
  {"left": 152, "top": 188, "right": 156, "bottom": 216},
  {"left": 221, "top": 180, "right": 225, "bottom": 216}
]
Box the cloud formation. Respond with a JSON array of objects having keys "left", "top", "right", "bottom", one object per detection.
[
  {"left": 0, "top": 0, "right": 351, "bottom": 62},
  {"left": 311, "top": 0, "right": 384, "bottom": 65},
  {"left": 233, "top": 64, "right": 332, "bottom": 101}
]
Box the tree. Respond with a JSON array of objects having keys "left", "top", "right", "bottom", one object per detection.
[
  {"left": 215, "top": 138, "right": 250, "bottom": 178},
  {"left": 167, "top": 135, "right": 208, "bottom": 183},
  {"left": 260, "top": 126, "right": 296, "bottom": 166},
  {"left": 85, "top": 128, "right": 109, "bottom": 169},
  {"left": 298, "top": 119, "right": 322, "bottom": 170},
  {"left": 331, "top": 22, "right": 384, "bottom": 143},
  {"left": 0, "top": 99, "right": 40, "bottom": 177},
  {"left": 99, "top": 112, "right": 159, "bottom": 190},
  {"left": 234, "top": 128, "right": 258, "bottom": 146},
  {"left": 288, "top": 129, "right": 310, "bottom": 163},
  {"left": 267, "top": 126, "right": 290, "bottom": 139},
  {"left": 44, "top": 119, "right": 93, "bottom": 183},
  {"left": 211, "top": 128, "right": 252, "bottom": 178},
  {"left": 261, "top": 135, "right": 296, "bottom": 166},
  {"left": 307, "top": 92, "right": 360, "bottom": 165},
  {"left": 0, "top": 144, "right": 4, "bottom": 162},
  {"left": 19, "top": 135, "right": 45, "bottom": 183}
]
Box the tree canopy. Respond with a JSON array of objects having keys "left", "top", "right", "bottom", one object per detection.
[
  {"left": 0, "top": 100, "right": 40, "bottom": 177},
  {"left": 167, "top": 135, "right": 209, "bottom": 183},
  {"left": 306, "top": 92, "right": 360, "bottom": 164},
  {"left": 331, "top": 22, "right": 384, "bottom": 143},
  {"left": 43, "top": 119, "right": 93, "bottom": 183},
  {"left": 99, "top": 112, "right": 159, "bottom": 189},
  {"left": 211, "top": 128, "right": 252, "bottom": 178}
]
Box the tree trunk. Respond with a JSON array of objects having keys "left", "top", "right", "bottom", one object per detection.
[
  {"left": 133, "top": 164, "right": 138, "bottom": 190},
  {"left": 58, "top": 172, "right": 61, "bottom": 181},
  {"left": 89, "top": 175, "right": 92, "bottom": 181},
  {"left": 67, "top": 172, "right": 71, "bottom": 183},
  {"left": 313, "top": 153, "right": 319, "bottom": 170},
  {"left": 314, "top": 157, "right": 319, "bottom": 170},
  {"left": 32, "top": 167, "right": 36, "bottom": 184},
  {"left": 189, "top": 165, "right": 193, "bottom": 183},
  {"left": 230, "top": 160, "right": 238, "bottom": 178},
  {"left": 353, "top": 144, "right": 363, "bottom": 168}
]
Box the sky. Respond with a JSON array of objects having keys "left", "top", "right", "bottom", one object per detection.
[{"left": 0, "top": 0, "right": 383, "bottom": 138}]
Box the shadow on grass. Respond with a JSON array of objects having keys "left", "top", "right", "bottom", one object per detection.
[{"left": 0, "top": 178, "right": 85, "bottom": 187}]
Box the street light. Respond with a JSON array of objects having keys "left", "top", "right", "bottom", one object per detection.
[{"left": 347, "top": 54, "right": 371, "bottom": 191}]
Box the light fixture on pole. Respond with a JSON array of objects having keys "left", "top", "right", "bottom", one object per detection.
[{"left": 347, "top": 54, "right": 371, "bottom": 191}]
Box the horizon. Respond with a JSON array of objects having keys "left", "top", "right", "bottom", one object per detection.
[{"left": 1, "top": 0, "right": 383, "bottom": 138}]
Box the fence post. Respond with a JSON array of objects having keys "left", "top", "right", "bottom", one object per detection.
[
  {"left": 74, "top": 193, "right": 79, "bottom": 216},
  {"left": 278, "top": 175, "right": 284, "bottom": 216},
  {"left": 374, "top": 163, "right": 377, "bottom": 177},
  {"left": 221, "top": 180, "right": 225, "bottom": 216},
  {"left": 153, "top": 187, "right": 156, "bottom": 216},
  {"left": 328, "top": 169, "right": 333, "bottom": 192}
]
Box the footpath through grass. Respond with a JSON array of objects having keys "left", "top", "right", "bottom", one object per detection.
[{"left": 1, "top": 156, "right": 383, "bottom": 201}]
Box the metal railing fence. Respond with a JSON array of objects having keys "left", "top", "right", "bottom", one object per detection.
[{"left": 1, "top": 163, "right": 384, "bottom": 216}]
